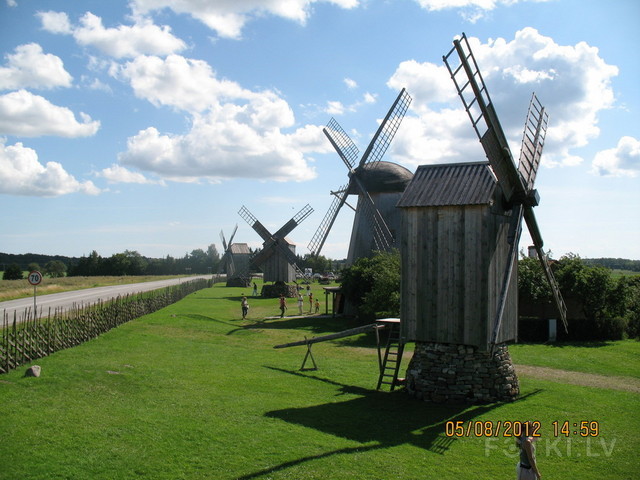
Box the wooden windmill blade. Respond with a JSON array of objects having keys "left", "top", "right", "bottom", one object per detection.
[
  {"left": 523, "top": 208, "right": 568, "bottom": 332},
  {"left": 238, "top": 205, "right": 273, "bottom": 242},
  {"left": 307, "top": 184, "right": 349, "bottom": 256},
  {"left": 351, "top": 174, "right": 394, "bottom": 251},
  {"left": 274, "top": 204, "right": 314, "bottom": 239},
  {"left": 518, "top": 93, "right": 549, "bottom": 193},
  {"left": 323, "top": 118, "right": 360, "bottom": 171},
  {"left": 250, "top": 242, "right": 277, "bottom": 268},
  {"left": 444, "top": 33, "right": 527, "bottom": 204},
  {"left": 359, "top": 87, "right": 412, "bottom": 168}
]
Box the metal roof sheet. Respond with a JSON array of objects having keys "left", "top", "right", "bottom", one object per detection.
[{"left": 397, "top": 161, "right": 496, "bottom": 207}]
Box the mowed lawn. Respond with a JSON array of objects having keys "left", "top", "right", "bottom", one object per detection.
[{"left": 1, "top": 283, "right": 638, "bottom": 480}]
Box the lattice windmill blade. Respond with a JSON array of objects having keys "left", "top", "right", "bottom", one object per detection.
[
  {"left": 220, "top": 230, "right": 228, "bottom": 253},
  {"left": 359, "top": 88, "right": 412, "bottom": 168},
  {"left": 323, "top": 118, "right": 360, "bottom": 171},
  {"left": 238, "top": 205, "right": 273, "bottom": 242},
  {"left": 351, "top": 175, "right": 394, "bottom": 252},
  {"left": 274, "top": 204, "right": 314, "bottom": 239},
  {"left": 518, "top": 93, "right": 549, "bottom": 192},
  {"left": 523, "top": 207, "right": 568, "bottom": 333},
  {"left": 307, "top": 184, "right": 349, "bottom": 256},
  {"left": 443, "top": 33, "right": 527, "bottom": 204},
  {"left": 227, "top": 224, "right": 239, "bottom": 248}
]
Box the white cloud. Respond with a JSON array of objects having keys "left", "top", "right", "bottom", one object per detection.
[
  {"left": 325, "top": 100, "right": 346, "bottom": 115},
  {"left": 98, "top": 164, "right": 163, "bottom": 184},
  {"left": 111, "top": 53, "right": 330, "bottom": 183},
  {"left": 413, "top": 0, "right": 551, "bottom": 22},
  {"left": 36, "top": 10, "right": 72, "bottom": 34},
  {"left": 0, "top": 90, "right": 100, "bottom": 137},
  {"left": 0, "top": 43, "right": 73, "bottom": 90},
  {"left": 387, "top": 28, "right": 619, "bottom": 170},
  {"left": 131, "top": 0, "right": 359, "bottom": 39},
  {"left": 39, "top": 11, "right": 186, "bottom": 59},
  {"left": 0, "top": 139, "right": 100, "bottom": 196},
  {"left": 591, "top": 136, "right": 640, "bottom": 178},
  {"left": 344, "top": 78, "right": 357, "bottom": 89}
]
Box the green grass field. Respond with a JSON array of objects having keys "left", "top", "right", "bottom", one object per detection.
[{"left": 1, "top": 282, "right": 637, "bottom": 479}]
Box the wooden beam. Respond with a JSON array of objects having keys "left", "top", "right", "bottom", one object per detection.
[{"left": 274, "top": 323, "right": 387, "bottom": 349}]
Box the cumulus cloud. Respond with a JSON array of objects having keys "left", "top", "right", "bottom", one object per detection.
[
  {"left": 414, "top": 0, "right": 551, "bottom": 22},
  {"left": 0, "top": 90, "right": 100, "bottom": 137},
  {"left": 38, "top": 10, "right": 186, "bottom": 58},
  {"left": 0, "top": 43, "right": 73, "bottom": 90},
  {"left": 591, "top": 136, "right": 640, "bottom": 178},
  {"left": 131, "top": 0, "right": 359, "bottom": 39},
  {"left": 36, "top": 10, "right": 72, "bottom": 34},
  {"left": 112, "top": 53, "right": 330, "bottom": 183},
  {"left": 98, "top": 164, "right": 163, "bottom": 184},
  {"left": 387, "top": 28, "right": 619, "bottom": 170},
  {"left": 0, "top": 139, "right": 100, "bottom": 196}
]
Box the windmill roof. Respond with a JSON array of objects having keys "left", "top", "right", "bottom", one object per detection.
[
  {"left": 397, "top": 161, "right": 497, "bottom": 207},
  {"left": 230, "top": 243, "right": 251, "bottom": 254},
  {"left": 347, "top": 160, "right": 413, "bottom": 194}
]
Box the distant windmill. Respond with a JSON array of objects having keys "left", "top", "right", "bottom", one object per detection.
[
  {"left": 239, "top": 204, "right": 314, "bottom": 284},
  {"left": 308, "top": 88, "right": 413, "bottom": 263},
  {"left": 219, "top": 225, "right": 251, "bottom": 287},
  {"left": 396, "top": 34, "right": 568, "bottom": 403}
]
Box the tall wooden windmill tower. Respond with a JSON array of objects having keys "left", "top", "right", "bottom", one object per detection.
[
  {"left": 219, "top": 225, "right": 251, "bottom": 287},
  {"left": 397, "top": 34, "right": 568, "bottom": 403},
  {"left": 239, "top": 204, "right": 313, "bottom": 289},
  {"left": 308, "top": 89, "right": 413, "bottom": 264}
]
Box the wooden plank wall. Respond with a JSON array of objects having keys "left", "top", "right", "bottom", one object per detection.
[{"left": 400, "top": 203, "right": 518, "bottom": 348}]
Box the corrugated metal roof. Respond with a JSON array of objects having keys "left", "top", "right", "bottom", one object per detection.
[{"left": 397, "top": 162, "right": 496, "bottom": 207}]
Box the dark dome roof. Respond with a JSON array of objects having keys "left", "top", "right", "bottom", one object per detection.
[{"left": 347, "top": 161, "right": 414, "bottom": 194}]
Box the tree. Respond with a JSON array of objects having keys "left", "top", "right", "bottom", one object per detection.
[
  {"left": 27, "top": 262, "right": 41, "bottom": 273},
  {"left": 3, "top": 263, "right": 23, "bottom": 280},
  {"left": 340, "top": 250, "right": 400, "bottom": 322},
  {"left": 45, "top": 260, "right": 67, "bottom": 278}
]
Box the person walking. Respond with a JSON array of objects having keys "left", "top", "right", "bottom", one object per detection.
[
  {"left": 252, "top": 283, "right": 258, "bottom": 296},
  {"left": 279, "top": 294, "right": 287, "bottom": 318},
  {"left": 241, "top": 295, "right": 249, "bottom": 320},
  {"left": 314, "top": 298, "right": 320, "bottom": 314},
  {"left": 516, "top": 422, "right": 541, "bottom": 480},
  {"left": 308, "top": 292, "right": 313, "bottom": 313},
  {"left": 297, "top": 293, "right": 304, "bottom": 315}
]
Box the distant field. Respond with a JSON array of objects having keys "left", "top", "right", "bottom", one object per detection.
[
  {"left": 0, "top": 282, "right": 636, "bottom": 480},
  {"left": 0, "top": 275, "right": 190, "bottom": 302}
]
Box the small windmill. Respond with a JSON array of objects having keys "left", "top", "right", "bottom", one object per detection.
[
  {"left": 219, "top": 225, "right": 251, "bottom": 287},
  {"left": 308, "top": 88, "right": 413, "bottom": 263},
  {"left": 239, "top": 204, "right": 314, "bottom": 284},
  {"left": 396, "top": 34, "right": 568, "bottom": 403}
]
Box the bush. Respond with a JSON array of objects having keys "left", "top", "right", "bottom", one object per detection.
[{"left": 3, "top": 263, "right": 23, "bottom": 280}]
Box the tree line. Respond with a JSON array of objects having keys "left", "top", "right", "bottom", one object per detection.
[{"left": 1, "top": 249, "right": 344, "bottom": 280}]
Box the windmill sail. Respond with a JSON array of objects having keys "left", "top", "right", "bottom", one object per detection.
[
  {"left": 360, "top": 88, "right": 412, "bottom": 168},
  {"left": 307, "top": 185, "right": 349, "bottom": 256}
]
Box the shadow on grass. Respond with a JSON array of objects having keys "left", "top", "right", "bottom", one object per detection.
[
  {"left": 236, "top": 367, "right": 543, "bottom": 480},
  {"left": 516, "top": 341, "right": 614, "bottom": 348}
]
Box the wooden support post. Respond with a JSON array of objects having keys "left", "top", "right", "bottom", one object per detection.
[{"left": 300, "top": 337, "right": 318, "bottom": 371}]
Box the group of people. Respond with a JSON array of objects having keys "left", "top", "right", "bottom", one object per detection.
[{"left": 240, "top": 286, "right": 320, "bottom": 320}]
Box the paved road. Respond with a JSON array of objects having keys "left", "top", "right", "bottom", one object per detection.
[{"left": 0, "top": 275, "right": 212, "bottom": 323}]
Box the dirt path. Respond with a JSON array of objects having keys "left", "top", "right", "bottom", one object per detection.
[{"left": 515, "top": 364, "right": 640, "bottom": 393}]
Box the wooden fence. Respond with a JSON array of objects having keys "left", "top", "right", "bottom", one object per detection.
[{"left": 0, "top": 278, "right": 210, "bottom": 374}]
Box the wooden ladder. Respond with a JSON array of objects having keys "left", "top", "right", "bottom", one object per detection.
[{"left": 376, "top": 321, "right": 404, "bottom": 391}]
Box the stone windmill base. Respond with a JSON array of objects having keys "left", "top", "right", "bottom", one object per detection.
[{"left": 405, "top": 342, "right": 519, "bottom": 404}]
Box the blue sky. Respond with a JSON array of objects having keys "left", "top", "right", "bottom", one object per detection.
[{"left": 1, "top": 0, "right": 638, "bottom": 261}]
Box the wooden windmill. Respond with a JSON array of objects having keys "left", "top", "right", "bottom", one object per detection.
[
  {"left": 396, "top": 34, "right": 568, "bottom": 403},
  {"left": 219, "top": 225, "right": 251, "bottom": 287},
  {"left": 239, "top": 204, "right": 314, "bottom": 284},
  {"left": 307, "top": 89, "right": 413, "bottom": 263}
]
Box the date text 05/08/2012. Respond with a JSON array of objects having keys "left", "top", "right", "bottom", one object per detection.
[{"left": 445, "top": 421, "right": 600, "bottom": 438}]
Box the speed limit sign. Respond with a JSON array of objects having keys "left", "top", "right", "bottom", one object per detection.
[{"left": 28, "top": 270, "right": 43, "bottom": 286}]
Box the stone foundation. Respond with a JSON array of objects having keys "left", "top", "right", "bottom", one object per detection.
[
  {"left": 261, "top": 282, "right": 298, "bottom": 298},
  {"left": 405, "top": 342, "right": 519, "bottom": 404}
]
